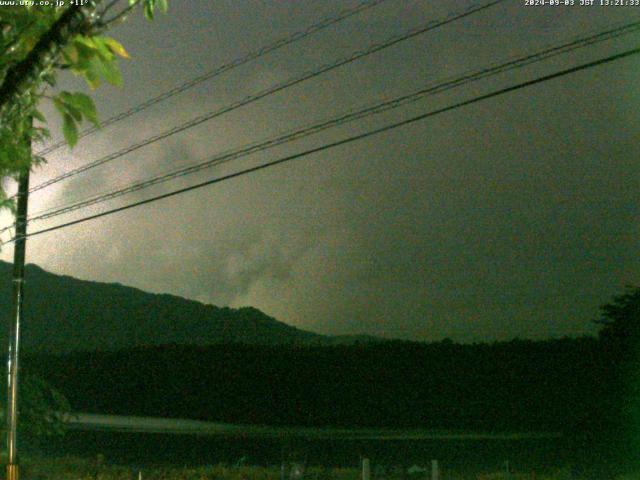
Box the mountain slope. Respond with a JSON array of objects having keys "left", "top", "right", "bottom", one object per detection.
[{"left": 0, "top": 261, "right": 325, "bottom": 352}]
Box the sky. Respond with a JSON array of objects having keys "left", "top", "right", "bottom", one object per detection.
[{"left": 1, "top": 0, "right": 638, "bottom": 343}]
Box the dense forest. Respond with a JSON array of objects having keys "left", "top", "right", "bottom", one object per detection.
[
  {"left": 21, "top": 328, "right": 637, "bottom": 473},
  {"left": 22, "top": 329, "right": 637, "bottom": 474},
  {"left": 24, "top": 338, "right": 603, "bottom": 432},
  {"left": 1, "top": 260, "right": 636, "bottom": 471}
]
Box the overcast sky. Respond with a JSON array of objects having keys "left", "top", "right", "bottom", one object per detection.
[{"left": 1, "top": 0, "right": 638, "bottom": 343}]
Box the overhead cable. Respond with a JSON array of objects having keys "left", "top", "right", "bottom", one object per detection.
[
  {"left": 34, "top": 0, "right": 390, "bottom": 157},
  {"left": 27, "top": 0, "right": 504, "bottom": 195},
  {"left": 22, "top": 17, "right": 640, "bottom": 225},
  {"left": 10, "top": 45, "right": 639, "bottom": 243}
]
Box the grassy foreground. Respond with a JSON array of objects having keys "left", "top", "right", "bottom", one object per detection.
[{"left": 11, "top": 456, "right": 640, "bottom": 480}]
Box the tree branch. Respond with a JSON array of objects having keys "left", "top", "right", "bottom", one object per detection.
[
  {"left": 0, "top": 1, "right": 103, "bottom": 119},
  {"left": 99, "top": 0, "right": 141, "bottom": 28},
  {"left": 0, "top": 19, "right": 37, "bottom": 58},
  {"left": 99, "top": 0, "right": 123, "bottom": 18}
]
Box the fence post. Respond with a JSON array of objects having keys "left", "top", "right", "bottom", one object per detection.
[
  {"left": 362, "top": 458, "right": 370, "bottom": 480},
  {"left": 431, "top": 460, "right": 439, "bottom": 480}
]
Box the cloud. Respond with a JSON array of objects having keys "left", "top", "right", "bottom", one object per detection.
[{"left": 4, "top": 1, "right": 638, "bottom": 344}]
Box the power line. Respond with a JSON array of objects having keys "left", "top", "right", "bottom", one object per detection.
[
  {"left": 34, "top": 0, "right": 390, "bottom": 157},
  {"left": 21, "top": 17, "right": 640, "bottom": 226},
  {"left": 5, "top": 16, "right": 639, "bottom": 236},
  {"left": 27, "top": 0, "right": 504, "bottom": 195},
  {"left": 10, "top": 45, "right": 639, "bottom": 243}
]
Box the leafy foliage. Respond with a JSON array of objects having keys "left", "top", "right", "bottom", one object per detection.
[
  {"left": 594, "top": 287, "right": 640, "bottom": 467},
  {"left": 18, "top": 375, "right": 71, "bottom": 439},
  {"left": 0, "top": 374, "right": 71, "bottom": 440},
  {"left": 140, "top": 0, "right": 168, "bottom": 21},
  {"left": 0, "top": 0, "right": 167, "bottom": 206},
  {"left": 596, "top": 286, "right": 640, "bottom": 348},
  {"left": 0, "top": 0, "right": 166, "bottom": 444}
]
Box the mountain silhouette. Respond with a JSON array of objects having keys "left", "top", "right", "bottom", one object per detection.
[{"left": 0, "top": 261, "right": 334, "bottom": 352}]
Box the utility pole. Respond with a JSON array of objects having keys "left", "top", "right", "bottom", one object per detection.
[{"left": 6, "top": 165, "right": 30, "bottom": 480}]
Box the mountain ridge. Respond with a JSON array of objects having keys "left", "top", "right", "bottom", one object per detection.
[{"left": 0, "top": 261, "right": 382, "bottom": 352}]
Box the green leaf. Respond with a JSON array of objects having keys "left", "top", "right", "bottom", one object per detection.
[
  {"left": 143, "top": 0, "right": 155, "bottom": 20},
  {"left": 90, "top": 36, "right": 115, "bottom": 62},
  {"left": 0, "top": 149, "right": 9, "bottom": 170},
  {"left": 102, "top": 37, "right": 129, "bottom": 59},
  {"left": 82, "top": 64, "right": 101, "bottom": 89},
  {"left": 29, "top": 126, "right": 50, "bottom": 144},
  {"left": 31, "top": 109, "right": 46, "bottom": 123},
  {"left": 3, "top": 141, "right": 31, "bottom": 170},
  {"left": 61, "top": 113, "right": 78, "bottom": 147},
  {"left": 54, "top": 92, "right": 100, "bottom": 135},
  {"left": 52, "top": 97, "right": 65, "bottom": 115},
  {"left": 54, "top": 93, "right": 81, "bottom": 122},
  {"left": 91, "top": 56, "right": 122, "bottom": 87},
  {"left": 61, "top": 42, "right": 79, "bottom": 64},
  {"left": 42, "top": 71, "right": 56, "bottom": 87},
  {"left": 0, "top": 196, "right": 16, "bottom": 215},
  {"left": 157, "top": 0, "right": 168, "bottom": 13},
  {"left": 74, "top": 35, "right": 99, "bottom": 51},
  {"left": 69, "top": 92, "right": 99, "bottom": 127},
  {"left": 32, "top": 155, "right": 47, "bottom": 167},
  {"left": 71, "top": 40, "right": 100, "bottom": 78},
  {"left": 63, "top": 102, "right": 82, "bottom": 122},
  {"left": 73, "top": 38, "right": 96, "bottom": 60}
]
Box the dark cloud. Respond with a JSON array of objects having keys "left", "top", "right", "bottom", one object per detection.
[{"left": 3, "top": 0, "right": 638, "bottom": 343}]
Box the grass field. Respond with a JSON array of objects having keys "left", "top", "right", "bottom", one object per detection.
[{"left": 13, "top": 456, "right": 640, "bottom": 480}]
